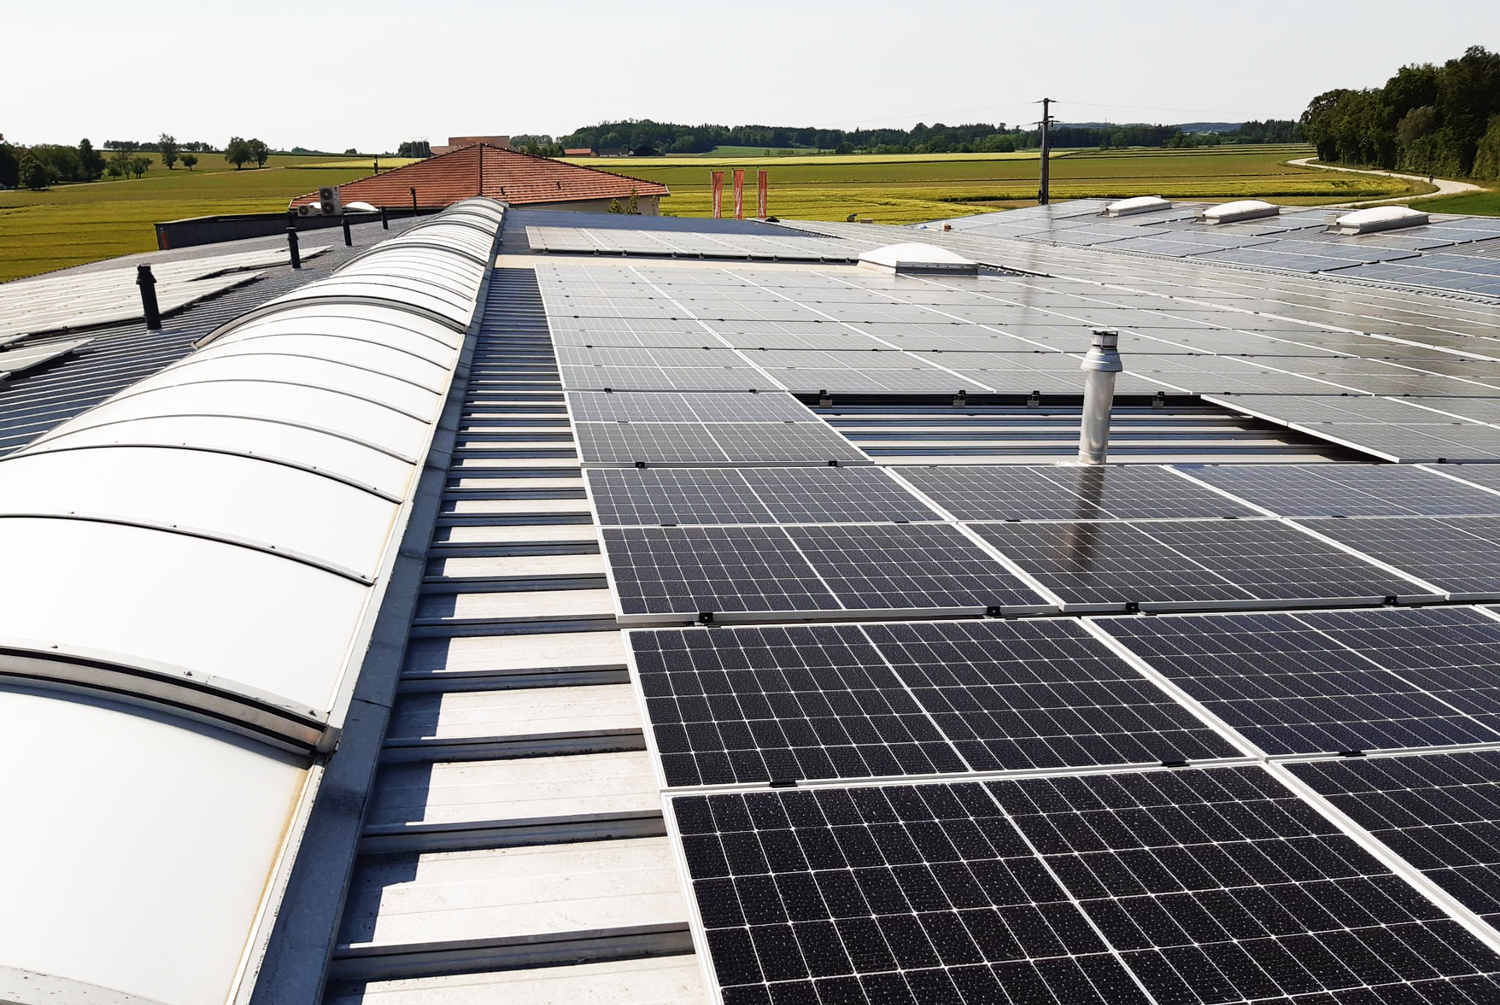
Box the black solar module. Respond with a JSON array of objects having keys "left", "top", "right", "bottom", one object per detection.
[
  {"left": 784, "top": 524, "right": 1047, "bottom": 612},
  {"left": 974, "top": 518, "right": 1419, "bottom": 610},
  {"left": 1300, "top": 516, "right": 1500, "bottom": 597},
  {"left": 567, "top": 390, "right": 816, "bottom": 422},
  {"left": 903, "top": 465, "right": 1254, "bottom": 521},
  {"left": 602, "top": 526, "right": 843, "bottom": 616},
  {"left": 673, "top": 768, "right": 1500, "bottom": 1005},
  {"left": 738, "top": 467, "right": 942, "bottom": 524},
  {"left": 1096, "top": 609, "right": 1500, "bottom": 755},
  {"left": 576, "top": 420, "right": 867, "bottom": 466},
  {"left": 1290, "top": 750, "right": 1500, "bottom": 926},
  {"left": 587, "top": 468, "right": 774, "bottom": 525},
  {"left": 863, "top": 619, "right": 1241, "bottom": 770},
  {"left": 1178, "top": 464, "right": 1500, "bottom": 517},
  {"left": 988, "top": 766, "right": 1500, "bottom": 1005}
]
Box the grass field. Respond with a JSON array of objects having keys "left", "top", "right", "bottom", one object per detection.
[
  {"left": 0, "top": 145, "right": 1432, "bottom": 282},
  {"left": 605, "top": 145, "right": 1419, "bottom": 223},
  {"left": 1410, "top": 189, "right": 1500, "bottom": 215},
  {"left": 0, "top": 154, "right": 385, "bottom": 280}
]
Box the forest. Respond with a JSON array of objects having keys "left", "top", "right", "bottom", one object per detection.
[{"left": 1301, "top": 45, "right": 1500, "bottom": 178}]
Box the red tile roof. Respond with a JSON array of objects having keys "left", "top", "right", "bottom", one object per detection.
[{"left": 289, "top": 145, "right": 669, "bottom": 210}]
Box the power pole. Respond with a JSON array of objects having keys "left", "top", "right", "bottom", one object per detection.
[{"left": 1037, "top": 97, "right": 1053, "bottom": 205}]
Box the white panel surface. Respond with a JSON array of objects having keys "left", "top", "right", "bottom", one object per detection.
[{"left": 0, "top": 688, "right": 306, "bottom": 1005}]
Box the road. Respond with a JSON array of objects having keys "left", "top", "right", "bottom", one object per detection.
[{"left": 1288, "top": 156, "right": 1482, "bottom": 206}]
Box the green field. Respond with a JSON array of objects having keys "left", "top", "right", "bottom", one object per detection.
[
  {"left": 0, "top": 145, "right": 1435, "bottom": 282},
  {"left": 1409, "top": 189, "right": 1500, "bottom": 215},
  {"left": 0, "top": 154, "right": 384, "bottom": 281},
  {"left": 604, "top": 145, "right": 1421, "bottom": 222}
]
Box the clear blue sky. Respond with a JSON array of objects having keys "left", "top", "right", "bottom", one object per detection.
[{"left": 5, "top": 0, "right": 1496, "bottom": 151}]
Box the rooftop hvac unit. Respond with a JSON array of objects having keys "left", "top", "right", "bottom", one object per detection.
[
  {"left": 318, "top": 186, "right": 343, "bottom": 217},
  {"left": 295, "top": 203, "right": 320, "bottom": 217},
  {"left": 1198, "top": 200, "right": 1280, "bottom": 225},
  {"left": 1104, "top": 195, "right": 1171, "bottom": 217},
  {"left": 1332, "top": 205, "right": 1429, "bottom": 235}
]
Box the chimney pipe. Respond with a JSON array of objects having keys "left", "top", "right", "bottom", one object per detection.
[{"left": 1078, "top": 329, "right": 1122, "bottom": 464}]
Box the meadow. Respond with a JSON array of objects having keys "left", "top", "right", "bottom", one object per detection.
[
  {"left": 593, "top": 145, "right": 1421, "bottom": 222},
  {"left": 0, "top": 154, "right": 389, "bottom": 280},
  {"left": 0, "top": 145, "right": 1440, "bottom": 282}
]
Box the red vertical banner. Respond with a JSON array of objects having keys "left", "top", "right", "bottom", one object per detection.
[
  {"left": 732, "top": 169, "right": 745, "bottom": 220},
  {"left": 710, "top": 171, "right": 724, "bottom": 219},
  {"left": 757, "top": 170, "right": 768, "bottom": 219}
]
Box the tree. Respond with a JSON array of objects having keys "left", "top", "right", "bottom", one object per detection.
[
  {"left": 1474, "top": 115, "right": 1500, "bottom": 179},
  {"left": 626, "top": 188, "right": 640, "bottom": 215},
  {"left": 159, "top": 133, "right": 178, "bottom": 169},
  {"left": 77, "top": 139, "right": 104, "bottom": 181},
  {"left": 129, "top": 155, "right": 151, "bottom": 179},
  {"left": 0, "top": 139, "right": 18, "bottom": 189},
  {"left": 108, "top": 149, "right": 132, "bottom": 179},
  {"left": 19, "top": 153, "right": 49, "bottom": 190},
  {"left": 224, "top": 137, "right": 252, "bottom": 169},
  {"left": 248, "top": 138, "right": 270, "bottom": 168},
  {"left": 180, "top": 151, "right": 198, "bottom": 171},
  {"left": 104, "top": 139, "right": 140, "bottom": 153},
  {"left": 607, "top": 198, "right": 624, "bottom": 214},
  {"left": 343, "top": 147, "right": 358, "bottom": 155}
]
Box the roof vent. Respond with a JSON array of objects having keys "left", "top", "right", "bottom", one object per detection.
[
  {"left": 1104, "top": 195, "right": 1171, "bottom": 217},
  {"left": 1198, "top": 200, "right": 1279, "bottom": 225},
  {"left": 858, "top": 243, "right": 978, "bottom": 276},
  {"left": 1332, "top": 205, "right": 1429, "bottom": 235}
]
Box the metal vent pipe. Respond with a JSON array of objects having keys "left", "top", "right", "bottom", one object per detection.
[{"left": 1078, "top": 328, "right": 1122, "bottom": 464}]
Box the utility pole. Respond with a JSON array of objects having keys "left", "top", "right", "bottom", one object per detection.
[{"left": 1037, "top": 97, "right": 1054, "bottom": 205}]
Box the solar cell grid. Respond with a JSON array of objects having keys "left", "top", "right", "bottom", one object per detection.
[
  {"left": 1290, "top": 750, "right": 1500, "bottom": 926},
  {"left": 567, "top": 391, "right": 816, "bottom": 423},
  {"left": 1096, "top": 608, "right": 1500, "bottom": 755},
  {"left": 561, "top": 364, "right": 773, "bottom": 392},
  {"left": 904, "top": 465, "right": 1253, "bottom": 521},
  {"left": 988, "top": 766, "right": 1500, "bottom": 1005},
  {"left": 973, "top": 518, "right": 1418, "bottom": 610},
  {"left": 587, "top": 468, "right": 773, "bottom": 526},
  {"left": 1177, "top": 463, "right": 1500, "bottom": 517},
  {"left": 706, "top": 422, "right": 871, "bottom": 465},
  {"left": 738, "top": 466, "right": 940, "bottom": 524},
  {"left": 576, "top": 421, "right": 728, "bottom": 464},
  {"left": 1301, "top": 516, "right": 1500, "bottom": 597},
  {"left": 672, "top": 780, "right": 1153, "bottom": 1005},
  {"left": 786, "top": 524, "right": 1046, "bottom": 612}
]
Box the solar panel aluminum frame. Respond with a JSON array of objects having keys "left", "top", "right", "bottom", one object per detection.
[
  {"left": 1293, "top": 515, "right": 1500, "bottom": 603},
  {"left": 573, "top": 421, "right": 875, "bottom": 470}
]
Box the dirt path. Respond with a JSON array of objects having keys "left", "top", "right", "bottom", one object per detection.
[{"left": 1288, "top": 156, "right": 1482, "bottom": 206}]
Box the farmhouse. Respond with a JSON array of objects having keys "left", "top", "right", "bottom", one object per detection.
[
  {"left": 288, "top": 142, "right": 669, "bottom": 214},
  {"left": 9, "top": 191, "right": 1500, "bottom": 1005}
]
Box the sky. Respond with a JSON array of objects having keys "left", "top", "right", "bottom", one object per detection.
[{"left": 3, "top": 0, "right": 1496, "bottom": 152}]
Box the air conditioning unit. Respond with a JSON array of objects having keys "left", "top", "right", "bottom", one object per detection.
[
  {"left": 296, "top": 203, "right": 320, "bottom": 217},
  {"left": 318, "top": 186, "right": 343, "bottom": 216}
]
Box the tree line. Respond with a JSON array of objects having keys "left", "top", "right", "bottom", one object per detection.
[
  {"left": 0, "top": 133, "right": 275, "bottom": 189},
  {"left": 499, "top": 118, "right": 1300, "bottom": 157},
  {"left": 1301, "top": 45, "right": 1500, "bottom": 178}
]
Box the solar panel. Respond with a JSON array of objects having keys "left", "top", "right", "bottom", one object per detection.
[
  {"left": 1096, "top": 608, "right": 1500, "bottom": 754},
  {"left": 561, "top": 364, "right": 772, "bottom": 392},
  {"left": 988, "top": 766, "right": 1500, "bottom": 1005},
  {"left": 785, "top": 524, "right": 1047, "bottom": 612},
  {"left": 972, "top": 519, "right": 1418, "bottom": 610},
  {"left": 864, "top": 619, "right": 1241, "bottom": 770},
  {"left": 587, "top": 468, "right": 774, "bottom": 525},
  {"left": 576, "top": 421, "right": 866, "bottom": 467},
  {"left": 1300, "top": 516, "right": 1500, "bottom": 598},
  {"left": 603, "top": 526, "right": 843, "bottom": 617},
  {"left": 567, "top": 390, "right": 816, "bottom": 423},
  {"left": 739, "top": 467, "right": 941, "bottom": 523},
  {"left": 602, "top": 524, "right": 1048, "bottom": 620},
  {"left": 1290, "top": 750, "right": 1500, "bottom": 926},
  {"left": 904, "top": 465, "right": 1254, "bottom": 521},
  {"left": 1177, "top": 464, "right": 1500, "bottom": 517},
  {"left": 672, "top": 768, "right": 1500, "bottom": 1005}
]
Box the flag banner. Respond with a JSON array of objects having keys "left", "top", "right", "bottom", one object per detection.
[
  {"left": 711, "top": 171, "right": 724, "bottom": 219},
  {"left": 732, "top": 169, "right": 745, "bottom": 220},
  {"left": 757, "top": 170, "right": 768, "bottom": 219}
]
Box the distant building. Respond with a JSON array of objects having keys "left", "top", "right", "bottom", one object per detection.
[
  {"left": 564, "top": 147, "right": 594, "bottom": 157},
  {"left": 431, "top": 135, "right": 511, "bottom": 155},
  {"left": 288, "top": 143, "right": 669, "bottom": 214}
]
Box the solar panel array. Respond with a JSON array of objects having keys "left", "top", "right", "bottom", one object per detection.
[{"left": 528, "top": 232, "right": 1500, "bottom": 1004}]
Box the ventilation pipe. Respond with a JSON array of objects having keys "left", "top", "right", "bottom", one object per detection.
[{"left": 1078, "top": 329, "right": 1122, "bottom": 464}]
